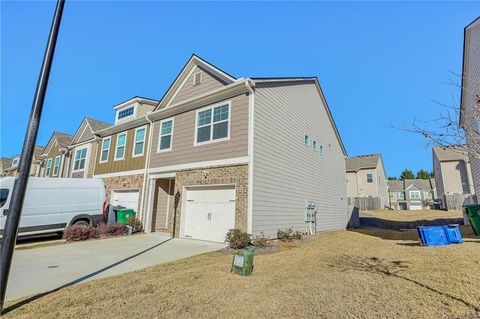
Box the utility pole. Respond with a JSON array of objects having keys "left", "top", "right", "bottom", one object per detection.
[{"left": 0, "top": 0, "right": 64, "bottom": 313}]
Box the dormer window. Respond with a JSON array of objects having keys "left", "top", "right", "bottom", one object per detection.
[
  {"left": 118, "top": 106, "right": 134, "bottom": 120},
  {"left": 193, "top": 72, "right": 202, "bottom": 86},
  {"left": 12, "top": 158, "right": 19, "bottom": 167}
]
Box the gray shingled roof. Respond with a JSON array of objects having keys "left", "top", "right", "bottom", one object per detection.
[
  {"left": 388, "top": 178, "right": 435, "bottom": 192},
  {"left": 433, "top": 145, "right": 469, "bottom": 162},
  {"left": 55, "top": 132, "right": 74, "bottom": 148},
  {"left": 86, "top": 117, "right": 111, "bottom": 132},
  {"left": 33, "top": 145, "right": 44, "bottom": 159},
  {"left": 346, "top": 154, "right": 381, "bottom": 172}
]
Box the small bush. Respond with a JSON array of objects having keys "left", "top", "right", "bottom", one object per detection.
[
  {"left": 63, "top": 225, "right": 97, "bottom": 241},
  {"left": 253, "top": 232, "right": 272, "bottom": 248},
  {"left": 225, "top": 229, "right": 251, "bottom": 249},
  {"left": 277, "top": 227, "right": 303, "bottom": 242},
  {"left": 126, "top": 217, "right": 143, "bottom": 233},
  {"left": 97, "top": 223, "right": 128, "bottom": 237}
]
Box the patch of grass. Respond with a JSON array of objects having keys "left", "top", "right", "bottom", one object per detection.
[
  {"left": 361, "top": 209, "right": 463, "bottom": 222},
  {"left": 4, "top": 229, "right": 480, "bottom": 319}
]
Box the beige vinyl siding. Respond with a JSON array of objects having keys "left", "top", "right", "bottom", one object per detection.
[
  {"left": 252, "top": 81, "right": 347, "bottom": 237},
  {"left": 152, "top": 179, "right": 173, "bottom": 231},
  {"left": 77, "top": 124, "right": 94, "bottom": 144},
  {"left": 433, "top": 151, "right": 446, "bottom": 204},
  {"left": 94, "top": 126, "right": 149, "bottom": 175},
  {"left": 376, "top": 159, "right": 389, "bottom": 207},
  {"left": 346, "top": 172, "right": 358, "bottom": 197},
  {"left": 169, "top": 66, "right": 226, "bottom": 106},
  {"left": 149, "top": 93, "right": 249, "bottom": 168},
  {"left": 137, "top": 104, "right": 156, "bottom": 118}
]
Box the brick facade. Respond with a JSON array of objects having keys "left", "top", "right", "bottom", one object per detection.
[
  {"left": 102, "top": 173, "right": 144, "bottom": 213},
  {"left": 164, "top": 164, "right": 248, "bottom": 237}
]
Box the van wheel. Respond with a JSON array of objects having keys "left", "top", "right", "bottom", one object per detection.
[{"left": 73, "top": 220, "right": 90, "bottom": 227}]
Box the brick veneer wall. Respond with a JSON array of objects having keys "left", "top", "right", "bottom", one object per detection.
[
  {"left": 102, "top": 174, "right": 144, "bottom": 213},
  {"left": 166, "top": 164, "right": 248, "bottom": 237}
]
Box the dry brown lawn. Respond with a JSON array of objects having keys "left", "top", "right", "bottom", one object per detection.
[
  {"left": 4, "top": 227, "right": 480, "bottom": 319},
  {"left": 361, "top": 209, "right": 464, "bottom": 222}
]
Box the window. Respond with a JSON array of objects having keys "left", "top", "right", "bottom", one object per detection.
[
  {"left": 0, "top": 189, "right": 8, "bottom": 208},
  {"left": 133, "top": 126, "right": 146, "bottom": 157},
  {"left": 117, "top": 107, "right": 134, "bottom": 120},
  {"left": 427, "top": 191, "right": 433, "bottom": 199},
  {"left": 195, "top": 103, "right": 230, "bottom": 144},
  {"left": 398, "top": 192, "right": 405, "bottom": 200},
  {"left": 319, "top": 145, "right": 324, "bottom": 156},
  {"left": 45, "top": 158, "right": 52, "bottom": 176},
  {"left": 12, "top": 158, "right": 19, "bottom": 167},
  {"left": 304, "top": 134, "right": 309, "bottom": 146},
  {"left": 193, "top": 72, "right": 202, "bottom": 86},
  {"left": 410, "top": 190, "right": 421, "bottom": 200},
  {"left": 73, "top": 148, "right": 87, "bottom": 171},
  {"left": 100, "top": 137, "right": 111, "bottom": 163},
  {"left": 158, "top": 119, "right": 174, "bottom": 152},
  {"left": 115, "top": 132, "right": 127, "bottom": 160},
  {"left": 366, "top": 173, "right": 373, "bottom": 183},
  {"left": 312, "top": 140, "right": 317, "bottom": 151},
  {"left": 53, "top": 156, "right": 61, "bottom": 176}
]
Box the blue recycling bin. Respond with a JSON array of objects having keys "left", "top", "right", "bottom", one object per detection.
[
  {"left": 443, "top": 224, "right": 463, "bottom": 244},
  {"left": 417, "top": 226, "right": 450, "bottom": 246}
]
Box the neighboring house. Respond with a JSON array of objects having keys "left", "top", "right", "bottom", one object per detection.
[
  {"left": 388, "top": 179, "right": 436, "bottom": 210},
  {"left": 140, "top": 54, "right": 348, "bottom": 242},
  {"left": 3, "top": 146, "right": 45, "bottom": 177},
  {"left": 68, "top": 117, "right": 110, "bottom": 178},
  {"left": 39, "top": 132, "right": 74, "bottom": 178},
  {"left": 92, "top": 96, "right": 158, "bottom": 213},
  {"left": 345, "top": 154, "right": 389, "bottom": 208},
  {"left": 0, "top": 157, "right": 12, "bottom": 177},
  {"left": 460, "top": 17, "right": 480, "bottom": 198},
  {"left": 433, "top": 145, "right": 475, "bottom": 208}
]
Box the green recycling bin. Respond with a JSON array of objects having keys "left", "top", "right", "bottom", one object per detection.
[
  {"left": 231, "top": 246, "right": 256, "bottom": 276},
  {"left": 463, "top": 204, "right": 480, "bottom": 236},
  {"left": 116, "top": 209, "right": 135, "bottom": 224}
]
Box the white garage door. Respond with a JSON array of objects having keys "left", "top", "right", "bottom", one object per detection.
[
  {"left": 410, "top": 204, "right": 423, "bottom": 210},
  {"left": 111, "top": 190, "right": 139, "bottom": 211},
  {"left": 183, "top": 186, "right": 235, "bottom": 243}
]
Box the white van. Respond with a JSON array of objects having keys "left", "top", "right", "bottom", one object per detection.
[{"left": 0, "top": 177, "right": 106, "bottom": 237}]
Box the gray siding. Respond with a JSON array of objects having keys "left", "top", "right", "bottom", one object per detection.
[
  {"left": 252, "top": 81, "right": 347, "bottom": 237},
  {"left": 149, "top": 93, "right": 249, "bottom": 168},
  {"left": 77, "top": 124, "right": 94, "bottom": 144},
  {"left": 153, "top": 179, "right": 172, "bottom": 231}
]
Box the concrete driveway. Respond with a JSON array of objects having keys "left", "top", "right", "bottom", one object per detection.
[{"left": 6, "top": 233, "right": 225, "bottom": 301}]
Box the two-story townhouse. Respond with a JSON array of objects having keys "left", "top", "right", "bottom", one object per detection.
[
  {"left": 460, "top": 17, "right": 480, "bottom": 198},
  {"left": 140, "top": 55, "right": 348, "bottom": 242},
  {"left": 4, "top": 146, "right": 45, "bottom": 177},
  {"left": 345, "top": 154, "right": 389, "bottom": 208},
  {"left": 388, "top": 179, "right": 436, "bottom": 210},
  {"left": 93, "top": 97, "right": 158, "bottom": 213},
  {"left": 39, "top": 132, "right": 74, "bottom": 178},
  {"left": 68, "top": 117, "right": 110, "bottom": 178},
  {"left": 433, "top": 145, "right": 475, "bottom": 209}
]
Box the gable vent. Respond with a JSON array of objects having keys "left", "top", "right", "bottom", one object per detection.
[{"left": 193, "top": 71, "right": 202, "bottom": 86}]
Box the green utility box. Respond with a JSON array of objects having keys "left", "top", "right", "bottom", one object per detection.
[
  {"left": 231, "top": 246, "right": 256, "bottom": 276},
  {"left": 116, "top": 209, "right": 135, "bottom": 224},
  {"left": 463, "top": 204, "right": 480, "bottom": 236}
]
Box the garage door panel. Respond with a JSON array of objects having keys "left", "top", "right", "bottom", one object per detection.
[{"left": 111, "top": 190, "right": 139, "bottom": 211}]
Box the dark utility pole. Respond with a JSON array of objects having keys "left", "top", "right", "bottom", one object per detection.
[{"left": 0, "top": 0, "right": 64, "bottom": 313}]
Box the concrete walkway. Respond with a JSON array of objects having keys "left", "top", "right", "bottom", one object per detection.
[{"left": 6, "top": 233, "right": 225, "bottom": 301}]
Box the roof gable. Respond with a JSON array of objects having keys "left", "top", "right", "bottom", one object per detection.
[
  {"left": 346, "top": 154, "right": 380, "bottom": 172},
  {"left": 156, "top": 54, "right": 236, "bottom": 110},
  {"left": 43, "top": 131, "right": 73, "bottom": 155}
]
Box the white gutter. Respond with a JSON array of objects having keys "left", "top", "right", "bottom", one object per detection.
[
  {"left": 139, "top": 115, "right": 155, "bottom": 230},
  {"left": 245, "top": 80, "right": 255, "bottom": 234}
]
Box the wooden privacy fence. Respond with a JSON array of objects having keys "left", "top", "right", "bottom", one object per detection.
[
  {"left": 443, "top": 194, "right": 476, "bottom": 211},
  {"left": 347, "top": 196, "right": 382, "bottom": 211}
]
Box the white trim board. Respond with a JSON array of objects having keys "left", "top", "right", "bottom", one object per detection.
[{"left": 93, "top": 169, "right": 146, "bottom": 179}]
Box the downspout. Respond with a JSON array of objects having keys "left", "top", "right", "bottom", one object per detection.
[
  {"left": 246, "top": 80, "right": 255, "bottom": 234},
  {"left": 139, "top": 115, "right": 154, "bottom": 228},
  {"left": 91, "top": 136, "right": 101, "bottom": 178}
]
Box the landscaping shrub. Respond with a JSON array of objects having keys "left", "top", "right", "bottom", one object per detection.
[
  {"left": 63, "top": 225, "right": 97, "bottom": 241},
  {"left": 277, "top": 227, "right": 303, "bottom": 242},
  {"left": 225, "top": 229, "right": 252, "bottom": 249},
  {"left": 97, "top": 223, "right": 128, "bottom": 237},
  {"left": 253, "top": 232, "right": 272, "bottom": 248},
  {"left": 126, "top": 217, "right": 143, "bottom": 233}
]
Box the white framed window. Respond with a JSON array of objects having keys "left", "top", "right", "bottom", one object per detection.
[
  {"left": 53, "top": 156, "right": 61, "bottom": 176},
  {"left": 100, "top": 137, "right": 111, "bottom": 163},
  {"left": 319, "top": 145, "right": 324, "bottom": 156},
  {"left": 132, "top": 126, "right": 147, "bottom": 157},
  {"left": 158, "top": 118, "right": 174, "bottom": 152},
  {"left": 117, "top": 106, "right": 134, "bottom": 120},
  {"left": 312, "top": 140, "right": 317, "bottom": 151},
  {"left": 398, "top": 192, "right": 405, "bottom": 200},
  {"left": 410, "top": 190, "right": 421, "bottom": 200},
  {"left": 194, "top": 102, "right": 230, "bottom": 145},
  {"left": 73, "top": 147, "right": 87, "bottom": 171},
  {"left": 193, "top": 71, "right": 202, "bottom": 86},
  {"left": 366, "top": 173, "right": 373, "bottom": 183},
  {"left": 115, "top": 132, "right": 127, "bottom": 161},
  {"left": 304, "top": 134, "right": 309, "bottom": 146},
  {"left": 45, "top": 158, "right": 52, "bottom": 176},
  {"left": 12, "top": 158, "right": 19, "bottom": 167}
]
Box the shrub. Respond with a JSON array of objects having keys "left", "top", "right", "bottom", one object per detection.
[
  {"left": 253, "top": 232, "right": 272, "bottom": 248},
  {"left": 126, "top": 217, "right": 143, "bottom": 233},
  {"left": 277, "top": 227, "right": 303, "bottom": 242},
  {"left": 63, "top": 225, "right": 97, "bottom": 241},
  {"left": 225, "top": 229, "right": 251, "bottom": 249},
  {"left": 97, "top": 223, "right": 128, "bottom": 237}
]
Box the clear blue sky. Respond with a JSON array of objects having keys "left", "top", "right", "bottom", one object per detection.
[{"left": 1, "top": 1, "right": 479, "bottom": 177}]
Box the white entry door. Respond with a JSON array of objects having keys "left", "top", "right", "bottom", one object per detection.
[
  {"left": 111, "top": 189, "right": 139, "bottom": 211},
  {"left": 183, "top": 186, "right": 235, "bottom": 243}
]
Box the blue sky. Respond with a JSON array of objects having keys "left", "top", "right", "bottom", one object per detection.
[{"left": 1, "top": 1, "right": 479, "bottom": 177}]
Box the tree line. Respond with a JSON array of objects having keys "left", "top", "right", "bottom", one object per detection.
[{"left": 388, "top": 169, "right": 433, "bottom": 181}]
